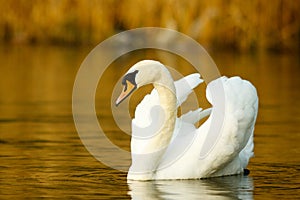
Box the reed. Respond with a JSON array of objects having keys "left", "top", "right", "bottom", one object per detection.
[{"left": 0, "top": 0, "right": 299, "bottom": 52}]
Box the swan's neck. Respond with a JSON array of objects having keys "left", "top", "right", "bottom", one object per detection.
[
  {"left": 139, "top": 71, "right": 177, "bottom": 154},
  {"left": 152, "top": 81, "right": 177, "bottom": 147},
  {"left": 129, "top": 68, "right": 177, "bottom": 179}
]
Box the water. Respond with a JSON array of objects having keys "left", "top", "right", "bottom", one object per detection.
[{"left": 0, "top": 45, "right": 299, "bottom": 199}]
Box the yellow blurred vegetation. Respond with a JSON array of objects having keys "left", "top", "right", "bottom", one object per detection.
[{"left": 0, "top": 0, "right": 299, "bottom": 52}]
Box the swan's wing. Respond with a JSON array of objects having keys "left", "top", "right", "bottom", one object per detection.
[
  {"left": 200, "top": 76, "right": 258, "bottom": 176},
  {"left": 223, "top": 77, "right": 258, "bottom": 169},
  {"left": 174, "top": 73, "right": 203, "bottom": 105},
  {"left": 133, "top": 73, "right": 203, "bottom": 127},
  {"left": 180, "top": 108, "right": 212, "bottom": 124},
  {"left": 238, "top": 87, "right": 258, "bottom": 168}
]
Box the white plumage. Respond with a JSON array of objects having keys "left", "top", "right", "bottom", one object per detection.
[{"left": 116, "top": 60, "right": 258, "bottom": 180}]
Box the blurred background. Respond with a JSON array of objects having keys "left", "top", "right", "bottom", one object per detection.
[
  {"left": 0, "top": 0, "right": 299, "bottom": 52},
  {"left": 0, "top": 0, "right": 300, "bottom": 199}
]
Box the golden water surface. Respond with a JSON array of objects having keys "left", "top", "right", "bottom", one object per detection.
[{"left": 0, "top": 46, "right": 299, "bottom": 199}]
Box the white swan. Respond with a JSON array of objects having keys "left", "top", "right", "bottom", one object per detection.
[{"left": 116, "top": 60, "right": 258, "bottom": 180}]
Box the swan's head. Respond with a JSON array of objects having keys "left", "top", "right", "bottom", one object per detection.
[{"left": 115, "top": 60, "right": 165, "bottom": 106}]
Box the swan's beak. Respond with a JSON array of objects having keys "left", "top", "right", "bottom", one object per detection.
[{"left": 115, "top": 80, "right": 137, "bottom": 106}]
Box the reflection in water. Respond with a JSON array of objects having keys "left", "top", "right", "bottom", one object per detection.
[{"left": 128, "top": 176, "right": 253, "bottom": 200}]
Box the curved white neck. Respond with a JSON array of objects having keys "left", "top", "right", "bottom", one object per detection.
[
  {"left": 128, "top": 66, "right": 177, "bottom": 179},
  {"left": 151, "top": 81, "right": 177, "bottom": 148}
]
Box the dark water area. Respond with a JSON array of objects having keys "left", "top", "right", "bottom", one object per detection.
[{"left": 0, "top": 45, "right": 299, "bottom": 199}]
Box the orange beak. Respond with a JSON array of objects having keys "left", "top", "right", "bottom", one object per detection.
[{"left": 115, "top": 80, "right": 137, "bottom": 106}]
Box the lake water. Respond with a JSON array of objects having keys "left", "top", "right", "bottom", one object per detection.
[{"left": 0, "top": 45, "right": 299, "bottom": 199}]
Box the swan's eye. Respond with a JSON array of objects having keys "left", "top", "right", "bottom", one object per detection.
[{"left": 122, "top": 70, "right": 139, "bottom": 87}]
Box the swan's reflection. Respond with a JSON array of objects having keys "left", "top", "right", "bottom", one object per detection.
[{"left": 128, "top": 175, "right": 253, "bottom": 200}]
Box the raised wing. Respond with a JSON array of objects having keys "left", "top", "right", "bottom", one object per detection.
[
  {"left": 133, "top": 73, "right": 204, "bottom": 128},
  {"left": 199, "top": 76, "right": 258, "bottom": 176}
]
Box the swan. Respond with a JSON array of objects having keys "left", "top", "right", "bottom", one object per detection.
[{"left": 116, "top": 60, "right": 258, "bottom": 180}]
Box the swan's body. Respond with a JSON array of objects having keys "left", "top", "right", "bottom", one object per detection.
[{"left": 116, "top": 60, "right": 258, "bottom": 180}]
